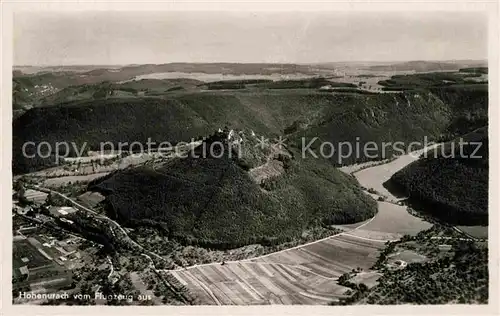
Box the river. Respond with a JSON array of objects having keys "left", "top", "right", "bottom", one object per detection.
[
  {"left": 338, "top": 146, "right": 440, "bottom": 239},
  {"left": 353, "top": 146, "right": 438, "bottom": 201}
]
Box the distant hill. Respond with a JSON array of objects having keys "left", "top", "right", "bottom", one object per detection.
[
  {"left": 13, "top": 65, "right": 123, "bottom": 75},
  {"left": 368, "top": 60, "right": 485, "bottom": 72},
  {"left": 11, "top": 63, "right": 335, "bottom": 117},
  {"left": 378, "top": 71, "right": 487, "bottom": 91},
  {"left": 38, "top": 79, "right": 204, "bottom": 105},
  {"left": 12, "top": 63, "right": 326, "bottom": 90},
  {"left": 387, "top": 126, "right": 488, "bottom": 225}
]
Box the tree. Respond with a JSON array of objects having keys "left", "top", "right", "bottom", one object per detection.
[
  {"left": 338, "top": 273, "right": 351, "bottom": 285},
  {"left": 47, "top": 192, "right": 69, "bottom": 207},
  {"left": 358, "top": 283, "right": 368, "bottom": 293}
]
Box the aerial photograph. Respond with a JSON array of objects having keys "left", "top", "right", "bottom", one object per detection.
[{"left": 11, "top": 11, "right": 488, "bottom": 306}]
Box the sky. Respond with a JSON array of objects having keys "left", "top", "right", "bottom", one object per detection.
[{"left": 14, "top": 11, "right": 488, "bottom": 65}]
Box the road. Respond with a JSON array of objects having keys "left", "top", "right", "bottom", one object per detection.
[
  {"left": 107, "top": 255, "right": 115, "bottom": 280},
  {"left": 140, "top": 253, "right": 194, "bottom": 304}
]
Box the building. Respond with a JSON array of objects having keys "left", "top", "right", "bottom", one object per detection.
[
  {"left": 14, "top": 205, "right": 32, "bottom": 215},
  {"left": 438, "top": 244, "right": 452, "bottom": 251},
  {"left": 13, "top": 238, "right": 73, "bottom": 292},
  {"left": 48, "top": 206, "right": 78, "bottom": 218},
  {"left": 22, "top": 189, "right": 49, "bottom": 205}
]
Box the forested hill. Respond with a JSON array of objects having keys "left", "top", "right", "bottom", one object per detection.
[
  {"left": 387, "top": 126, "right": 488, "bottom": 225},
  {"left": 14, "top": 89, "right": 454, "bottom": 174},
  {"left": 89, "top": 133, "right": 376, "bottom": 249}
]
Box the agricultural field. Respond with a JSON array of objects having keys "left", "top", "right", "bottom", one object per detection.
[
  {"left": 13, "top": 238, "right": 52, "bottom": 270},
  {"left": 349, "top": 272, "right": 382, "bottom": 289},
  {"left": 167, "top": 233, "right": 385, "bottom": 305},
  {"left": 43, "top": 173, "right": 110, "bottom": 187},
  {"left": 168, "top": 262, "right": 350, "bottom": 305},
  {"left": 26, "top": 163, "right": 114, "bottom": 179},
  {"left": 24, "top": 153, "right": 157, "bottom": 180},
  {"left": 386, "top": 249, "right": 428, "bottom": 265},
  {"left": 251, "top": 234, "right": 384, "bottom": 276},
  {"left": 130, "top": 272, "right": 162, "bottom": 305},
  {"left": 77, "top": 191, "right": 106, "bottom": 208}
]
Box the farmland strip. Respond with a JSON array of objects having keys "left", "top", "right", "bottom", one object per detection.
[
  {"left": 298, "top": 248, "right": 349, "bottom": 274},
  {"left": 190, "top": 267, "right": 219, "bottom": 286},
  {"left": 209, "top": 282, "right": 237, "bottom": 305},
  {"left": 299, "top": 291, "right": 334, "bottom": 302},
  {"left": 205, "top": 265, "right": 232, "bottom": 282},
  {"left": 256, "top": 263, "right": 274, "bottom": 278},
  {"left": 272, "top": 264, "right": 297, "bottom": 283},
  {"left": 238, "top": 263, "right": 263, "bottom": 279},
  {"left": 178, "top": 271, "right": 215, "bottom": 304},
  {"left": 227, "top": 265, "right": 266, "bottom": 300},
  {"left": 209, "top": 265, "right": 234, "bottom": 281},
  {"left": 271, "top": 275, "right": 310, "bottom": 298},
  {"left": 226, "top": 263, "right": 251, "bottom": 280},
  {"left": 219, "top": 281, "right": 246, "bottom": 305},
  {"left": 306, "top": 262, "right": 345, "bottom": 277},
  {"left": 303, "top": 242, "right": 369, "bottom": 270},
  {"left": 256, "top": 276, "right": 287, "bottom": 296},
  {"left": 278, "top": 264, "right": 302, "bottom": 279},
  {"left": 334, "top": 234, "right": 386, "bottom": 249},
  {"left": 170, "top": 271, "right": 188, "bottom": 286},
  {"left": 235, "top": 279, "right": 263, "bottom": 301},
  {"left": 183, "top": 270, "right": 221, "bottom": 305}
]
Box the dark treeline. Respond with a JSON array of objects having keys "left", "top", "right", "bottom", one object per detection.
[
  {"left": 57, "top": 215, "right": 117, "bottom": 254},
  {"left": 459, "top": 67, "right": 488, "bottom": 74},
  {"left": 258, "top": 78, "right": 356, "bottom": 89},
  {"left": 378, "top": 72, "right": 484, "bottom": 91},
  {"left": 205, "top": 79, "right": 273, "bottom": 90}
]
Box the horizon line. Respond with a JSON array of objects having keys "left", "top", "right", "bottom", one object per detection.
[{"left": 13, "top": 59, "right": 488, "bottom": 68}]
